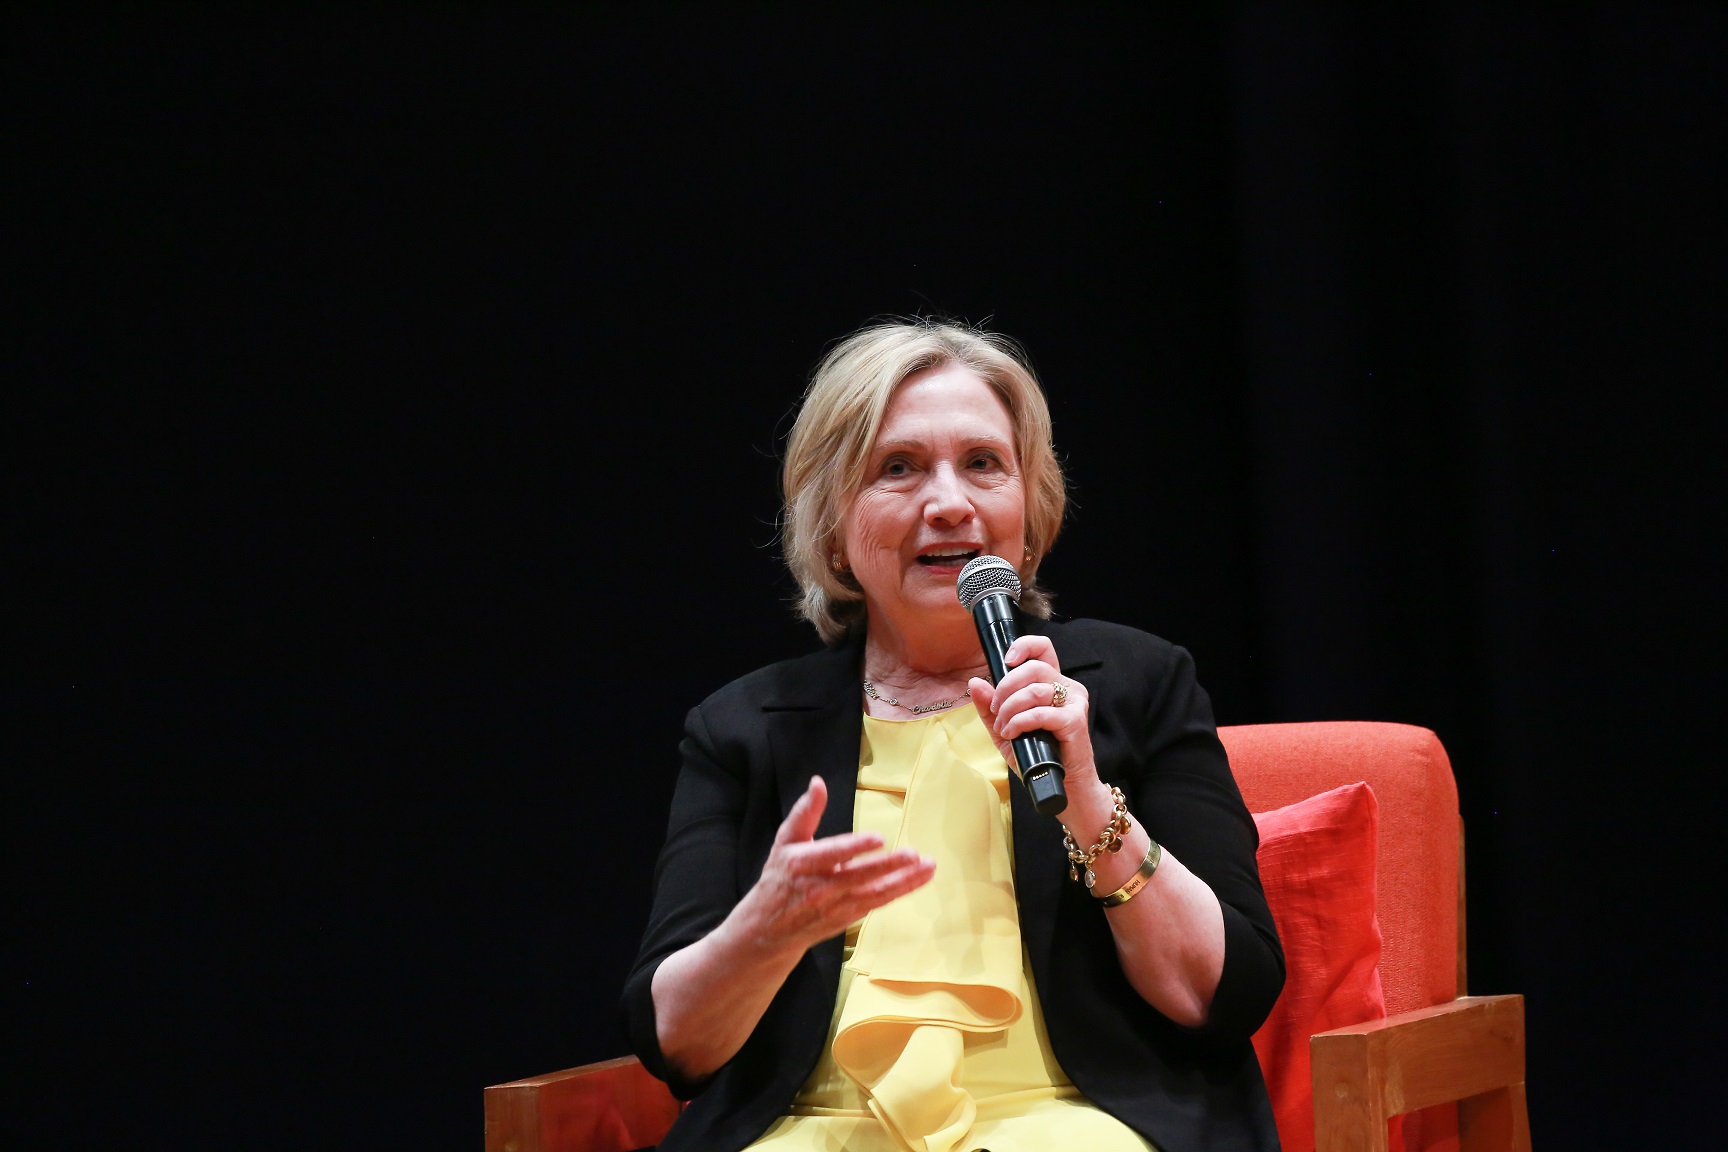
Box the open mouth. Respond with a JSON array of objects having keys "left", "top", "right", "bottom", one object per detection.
[{"left": 916, "top": 548, "right": 981, "bottom": 567}]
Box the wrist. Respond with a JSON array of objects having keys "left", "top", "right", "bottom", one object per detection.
[
  {"left": 1059, "top": 780, "right": 1133, "bottom": 889},
  {"left": 1093, "top": 829, "right": 1159, "bottom": 906},
  {"left": 1056, "top": 774, "right": 1117, "bottom": 840},
  {"left": 1055, "top": 778, "right": 1159, "bottom": 898},
  {"left": 719, "top": 894, "right": 812, "bottom": 975}
]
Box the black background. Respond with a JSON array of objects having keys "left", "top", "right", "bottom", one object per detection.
[{"left": 6, "top": 6, "right": 1723, "bottom": 1150}]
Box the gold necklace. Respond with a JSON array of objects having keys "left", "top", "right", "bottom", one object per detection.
[{"left": 862, "top": 679, "right": 970, "bottom": 715}]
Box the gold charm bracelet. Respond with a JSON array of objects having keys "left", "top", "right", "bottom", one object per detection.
[{"left": 1061, "top": 785, "right": 1130, "bottom": 890}]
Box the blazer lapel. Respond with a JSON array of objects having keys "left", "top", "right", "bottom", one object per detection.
[
  {"left": 1011, "top": 615, "right": 1106, "bottom": 976},
  {"left": 1011, "top": 758, "right": 1069, "bottom": 976},
  {"left": 764, "top": 635, "right": 864, "bottom": 837}
]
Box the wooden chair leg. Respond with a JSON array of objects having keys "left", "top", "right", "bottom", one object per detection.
[
  {"left": 1459, "top": 1082, "right": 1531, "bottom": 1152},
  {"left": 1312, "top": 1032, "right": 1391, "bottom": 1152}
]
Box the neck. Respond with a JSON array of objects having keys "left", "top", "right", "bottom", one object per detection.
[{"left": 862, "top": 609, "right": 988, "bottom": 687}]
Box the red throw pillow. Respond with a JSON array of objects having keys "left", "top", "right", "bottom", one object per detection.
[{"left": 1250, "top": 781, "right": 1394, "bottom": 1152}]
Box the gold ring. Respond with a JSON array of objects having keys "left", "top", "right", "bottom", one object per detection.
[{"left": 1051, "top": 682, "right": 1069, "bottom": 707}]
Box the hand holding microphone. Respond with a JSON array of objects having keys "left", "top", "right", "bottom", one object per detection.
[{"left": 958, "top": 555, "right": 1071, "bottom": 816}]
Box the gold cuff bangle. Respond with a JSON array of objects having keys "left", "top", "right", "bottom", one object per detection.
[{"left": 1097, "top": 839, "right": 1162, "bottom": 907}]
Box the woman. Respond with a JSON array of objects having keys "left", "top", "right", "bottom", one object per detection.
[{"left": 623, "top": 321, "right": 1284, "bottom": 1151}]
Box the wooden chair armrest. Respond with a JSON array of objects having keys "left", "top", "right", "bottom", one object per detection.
[
  {"left": 1311, "top": 994, "right": 1530, "bottom": 1152},
  {"left": 484, "top": 1056, "right": 680, "bottom": 1152}
]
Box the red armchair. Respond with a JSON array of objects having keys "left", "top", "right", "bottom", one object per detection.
[
  {"left": 484, "top": 722, "right": 1529, "bottom": 1152},
  {"left": 1223, "top": 722, "right": 1530, "bottom": 1152}
]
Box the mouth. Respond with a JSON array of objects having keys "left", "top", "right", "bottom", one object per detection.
[{"left": 915, "top": 547, "right": 983, "bottom": 568}]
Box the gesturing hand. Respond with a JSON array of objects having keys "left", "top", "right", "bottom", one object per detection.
[{"left": 730, "top": 775, "right": 935, "bottom": 960}]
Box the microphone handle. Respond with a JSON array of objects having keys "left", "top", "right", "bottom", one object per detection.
[{"left": 974, "top": 594, "right": 1069, "bottom": 816}]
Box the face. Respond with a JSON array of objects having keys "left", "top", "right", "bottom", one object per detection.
[{"left": 840, "top": 363, "right": 1027, "bottom": 632}]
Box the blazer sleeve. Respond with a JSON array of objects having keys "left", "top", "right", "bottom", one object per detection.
[
  {"left": 1124, "top": 642, "right": 1285, "bottom": 1047},
  {"left": 619, "top": 702, "right": 750, "bottom": 1098}
]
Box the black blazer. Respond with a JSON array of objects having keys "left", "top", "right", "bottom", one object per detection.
[{"left": 622, "top": 616, "right": 1285, "bottom": 1152}]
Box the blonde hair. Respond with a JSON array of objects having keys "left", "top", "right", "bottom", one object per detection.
[{"left": 782, "top": 319, "right": 1067, "bottom": 644}]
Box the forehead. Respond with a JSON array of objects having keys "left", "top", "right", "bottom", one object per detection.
[{"left": 874, "top": 364, "right": 1014, "bottom": 444}]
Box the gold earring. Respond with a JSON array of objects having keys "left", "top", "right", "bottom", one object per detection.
[{"left": 830, "top": 554, "right": 847, "bottom": 574}]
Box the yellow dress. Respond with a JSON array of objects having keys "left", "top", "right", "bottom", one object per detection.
[{"left": 746, "top": 707, "right": 1155, "bottom": 1152}]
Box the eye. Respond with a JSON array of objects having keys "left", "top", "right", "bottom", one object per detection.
[
  {"left": 881, "top": 457, "right": 911, "bottom": 477},
  {"left": 967, "top": 452, "right": 1001, "bottom": 470}
]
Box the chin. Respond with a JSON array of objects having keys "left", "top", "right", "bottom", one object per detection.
[{"left": 908, "top": 591, "right": 969, "bottom": 620}]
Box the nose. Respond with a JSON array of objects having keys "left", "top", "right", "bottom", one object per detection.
[{"left": 922, "top": 462, "right": 975, "bottom": 526}]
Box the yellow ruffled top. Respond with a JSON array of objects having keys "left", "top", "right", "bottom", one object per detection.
[{"left": 746, "top": 707, "right": 1154, "bottom": 1152}]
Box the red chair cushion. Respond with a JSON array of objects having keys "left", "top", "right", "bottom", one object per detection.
[
  {"left": 1222, "top": 722, "right": 1459, "bottom": 1017},
  {"left": 1250, "top": 781, "right": 1392, "bottom": 1152}
]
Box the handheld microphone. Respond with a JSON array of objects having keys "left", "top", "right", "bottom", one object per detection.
[{"left": 957, "top": 555, "right": 1068, "bottom": 816}]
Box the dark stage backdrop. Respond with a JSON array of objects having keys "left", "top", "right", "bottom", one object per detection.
[{"left": 6, "top": 6, "right": 1722, "bottom": 1150}]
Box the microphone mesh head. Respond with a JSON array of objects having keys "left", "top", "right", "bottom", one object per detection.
[{"left": 957, "top": 554, "right": 1023, "bottom": 611}]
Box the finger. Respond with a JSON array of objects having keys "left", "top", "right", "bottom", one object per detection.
[
  {"left": 1004, "top": 634, "right": 1060, "bottom": 673},
  {"left": 831, "top": 846, "right": 925, "bottom": 884},
  {"left": 988, "top": 677, "right": 1064, "bottom": 728},
  {"left": 838, "top": 857, "right": 937, "bottom": 916},
  {"left": 786, "top": 829, "right": 887, "bottom": 872},
  {"left": 967, "top": 678, "right": 995, "bottom": 717},
  {"left": 998, "top": 704, "right": 1077, "bottom": 742},
  {"left": 773, "top": 775, "right": 828, "bottom": 848},
  {"left": 989, "top": 661, "right": 1058, "bottom": 715}
]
